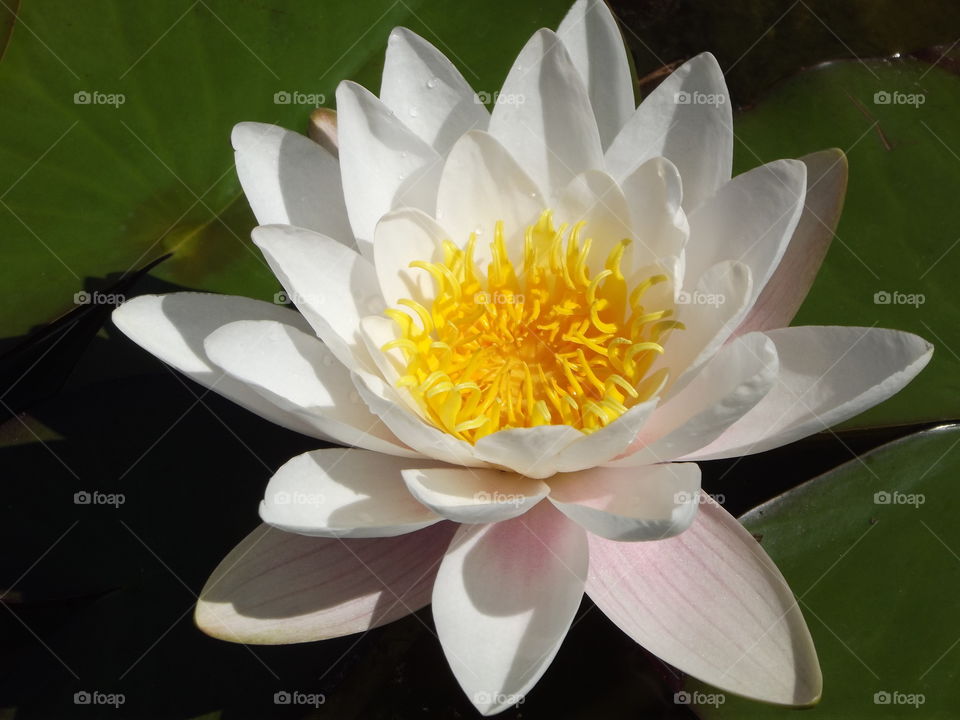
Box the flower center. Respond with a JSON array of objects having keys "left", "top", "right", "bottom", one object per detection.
[{"left": 381, "top": 210, "right": 683, "bottom": 444}]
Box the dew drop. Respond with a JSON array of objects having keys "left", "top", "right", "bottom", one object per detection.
[
  {"left": 426, "top": 77, "right": 439, "bottom": 89},
  {"left": 409, "top": 106, "right": 419, "bottom": 117}
]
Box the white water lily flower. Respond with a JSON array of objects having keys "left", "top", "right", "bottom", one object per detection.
[{"left": 113, "top": 0, "right": 932, "bottom": 714}]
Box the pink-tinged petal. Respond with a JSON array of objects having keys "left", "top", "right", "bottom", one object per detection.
[
  {"left": 195, "top": 521, "right": 455, "bottom": 644},
  {"left": 548, "top": 463, "right": 700, "bottom": 541},
  {"left": 432, "top": 501, "right": 588, "bottom": 715},
  {"left": 682, "top": 326, "right": 933, "bottom": 460},
  {"left": 402, "top": 467, "right": 549, "bottom": 523},
  {"left": 586, "top": 494, "right": 821, "bottom": 705},
  {"left": 735, "top": 149, "right": 848, "bottom": 335}
]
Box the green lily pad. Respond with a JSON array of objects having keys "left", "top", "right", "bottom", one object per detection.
[
  {"left": 692, "top": 424, "right": 960, "bottom": 718},
  {"left": 733, "top": 58, "right": 960, "bottom": 427},
  {"left": 0, "top": 0, "right": 569, "bottom": 340}
]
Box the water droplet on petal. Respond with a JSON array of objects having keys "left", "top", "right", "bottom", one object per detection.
[
  {"left": 426, "top": 77, "right": 439, "bottom": 89},
  {"left": 409, "top": 106, "right": 419, "bottom": 117}
]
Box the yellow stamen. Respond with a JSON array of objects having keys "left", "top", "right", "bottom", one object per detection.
[{"left": 380, "top": 210, "right": 682, "bottom": 442}]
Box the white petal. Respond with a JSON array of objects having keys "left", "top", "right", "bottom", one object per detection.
[
  {"left": 620, "top": 156, "right": 689, "bottom": 267},
  {"left": 586, "top": 494, "right": 821, "bottom": 705},
  {"left": 605, "top": 52, "right": 732, "bottom": 211},
  {"left": 548, "top": 462, "right": 700, "bottom": 541},
  {"left": 472, "top": 425, "right": 584, "bottom": 479},
  {"left": 231, "top": 122, "right": 354, "bottom": 247},
  {"left": 259, "top": 448, "right": 442, "bottom": 538},
  {"left": 112, "top": 293, "right": 320, "bottom": 437},
  {"left": 684, "top": 326, "right": 934, "bottom": 460},
  {"left": 557, "top": 0, "right": 634, "bottom": 149},
  {"left": 551, "top": 400, "right": 659, "bottom": 473},
  {"left": 685, "top": 159, "right": 807, "bottom": 307},
  {"left": 616, "top": 332, "right": 778, "bottom": 463},
  {"left": 380, "top": 27, "right": 489, "bottom": 153},
  {"left": 432, "top": 501, "right": 587, "bottom": 715},
  {"left": 488, "top": 29, "right": 604, "bottom": 198},
  {"left": 554, "top": 169, "right": 633, "bottom": 273},
  {"left": 203, "top": 320, "right": 417, "bottom": 457},
  {"left": 654, "top": 260, "right": 753, "bottom": 389},
  {"left": 353, "top": 370, "right": 485, "bottom": 467},
  {"left": 402, "top": 467, "right": 549, "bottom": 523},
  {"left": 373, "top": 207, "right": 448, "bottom": 309},
  {"left": 252, "top": 224, "right": 382, "bottom": 369},
  {"left": 735, "top": 149, "right": 847, "bottom": 335},
  {"left": 196, "top": 522, "right": 455, "bottom": 643},
  {"left": 435, "top": 130, "right": 543, "bottom": 268},
  {"left": 336, "top": 80, "right": 442, "bottom": 257}
]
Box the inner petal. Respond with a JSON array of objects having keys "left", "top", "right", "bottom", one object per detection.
[{"left": 380, "top": 210, "right": 683, "bottom": 443}]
